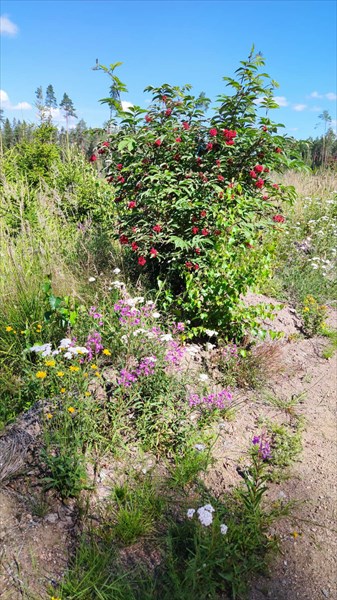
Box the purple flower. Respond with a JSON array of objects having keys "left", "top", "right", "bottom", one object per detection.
[
  {"left": 118, "top": 369, "right": 138, "bottom": 387},
  {"left": 164, "top": 340, "right": 186, "bottom": 365},
  {"left": 252, "top": 434, "right": 272, "bottom": 460},
  {"left": 188, "top": 389, "right": 232, "bottom": 411},
  {"left": 86, "top": 331, "right": 104, "bottom": 359}
]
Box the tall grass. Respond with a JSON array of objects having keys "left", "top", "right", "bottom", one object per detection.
[{"left": 263, "top": 170, "right": 337, "bottom": 306}]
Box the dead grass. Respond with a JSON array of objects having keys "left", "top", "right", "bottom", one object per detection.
[{"left": 278, "top": 170, "right": 337, "bottom": 197}]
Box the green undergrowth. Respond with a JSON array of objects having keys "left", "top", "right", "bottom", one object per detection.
[{"left": 52, "top": 446, "right": 292, "bottom": 600}]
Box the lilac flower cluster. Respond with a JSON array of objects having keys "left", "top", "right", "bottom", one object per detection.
[
  {"left": 252, "top": 434, "right": 272, "bottom": 460},
  {"left": 165, "top": 339, "right": 186, "bottom": 366},
  {"left": 118, "top": 369, "right": 138, "bottom": 387},
  {"left": 89, "top": 306, "right": 103, "bottom": 326},
  {"left": 221, "top": 343, "right": 239, "bottom": 360},
  {"left": 136, "top": 356, "right": 157, "bottom": 376},
  {"left": 117, "top": 356, "right": 157, "bottom": 388},
  {"left": 86, "top": 331, "right": 104, "bottom": 360},
  {"left": 189, "top": 389, "right": 232, "bottom": 410},
  {"left": 114, "top": 300, "right": 143, "bottom": 326}
]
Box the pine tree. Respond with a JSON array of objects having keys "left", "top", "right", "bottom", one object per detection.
[
  {"left": 59, "top": 93, "right": 77, "bottom": 133},
  {"left": 45, "top": 84, "right": 57, "bottom": 108},
  {"left": 35, "top": 86, "right": 47, "bottom": 122},
  {"left": 3, "top": 118, "right": 13, "bottom": 149},
  {"left": 45, "top": 84, "right": 57, "bottom": 122}
]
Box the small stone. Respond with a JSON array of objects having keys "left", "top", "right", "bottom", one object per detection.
[
  {"left": 321, "top": 589, "right": 330, "bottom": 598},
  {"left": 45, "top": 513, "right": 58, "bottom": 524}
]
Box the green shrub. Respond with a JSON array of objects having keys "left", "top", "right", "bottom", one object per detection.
[
  {"left": 2, "top": 123, "right": 61, "bottom": 187},
  {"left": 94, "top": 50, "right": 302, "bottom": 339}
]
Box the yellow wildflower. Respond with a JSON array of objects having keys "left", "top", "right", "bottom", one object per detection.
[
  {"left": 69, "top": 365, "right": 80, "bottom": 372},
  {"left": 83, "top": 373, "right": 88, "bottom": 378},
  {"left": 303, "top": 307, "right": 309, "bottom": 312},
  {"left": 292, "top": 531, "right": 299, "bottom": 539},
  {"left": 85, "top": 391, "right": 91, "bottom": 397},
  {"left": 5, "top": 326, "right": 13, "bottom": 332},
  {"left": 60, "top": 388, "right": 66, "bottom": 394},
  {"left": 94, "top": 371, "right": 101, "bottom": 377},
  {"left": 46, "top": 413, "right": 53, "bottom": 419},
  {"left": 90, "top": 364, "right": 98, "bottom": 370},
  {"left": 57, "top": 371, "right": 65, "bottom": 377},
  {"left": 103, "top": 349, "right": 111, "bottom": 356},
  {"left": 36, "top": 323, "right": 42, "bottom": 330},
  {"left": 45, "top": 359, "right": 56, "bottom": 367},
  {"left": 36, "top": 371, "right": 47, "bottom": 379},
  {"left": 20, "top": 330, "right": 25, "bottom": 334},
  {"left": 68, "top": 406, "right": 75, "bottom": 414},
  {"left": 13, "top": 330, "right": 17, "bottom": 334}
]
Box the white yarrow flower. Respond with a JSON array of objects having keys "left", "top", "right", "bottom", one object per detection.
[
  {"left": 199, "top": 373, "right": 209, "bottom": 382},
  {"left": 205, "top": 329, "right": 218, "bottom": 337},
  {"left": 205, "top": 342, "right": 215, "bottom": 351},
  {"left": 58, "top": 338, "right": 72, "bottom": 349},
  {"left": 187, "top": 509, "right": 195, "bottom": 519},
  {"left": 197, "top": 505, "right": 214, "bottom": 527},
  {"left": 113, "top": 268, "right": 121, "bottom": 274},
  {"left": 160, "top": 334, "right": 173, "bottom": 342},
  {"left": 220, "top": 524, "right": 228, "bottom": 535},
  {"left": 152, "top": 312, "right": 161, "bottom": 318},
  {"left": 30, "top": 343, "right": 52, "bottom": 356},
  {"left": 194, "top": 443, "right": 206, "bottom": 452}
]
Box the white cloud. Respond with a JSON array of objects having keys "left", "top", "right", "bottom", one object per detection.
[
  {"left": 310, "top": 105, "right": 322, "bottom": 112},
  {"left": 292, "top": 104, "right": 307, "bottom": 112},
  {"left": 121, "top": 100, "right": 133, "bottom": 112},
  {"left": 309, "top": 91, "right": 336, "bottom": 101},
  {"left": 253, "top": 96, "right": 265, "bottom": 105},
  {"left": 273, "top": 96, "right": 289, "bottom": 107},
  {"left": 13, "top": 101, "right": 32, "bottom": 110},
  {"left": 0, "top": 90, "right": 9, "bottom": 103},
  {"left": 310, "top": 91, "right": 323, "bottom": 99},
  {"left": 0, "top": 89, "right": 32, "bottom": 111},
  {"left": 0, "top": 15, "right": 18, "bottom": 36}
]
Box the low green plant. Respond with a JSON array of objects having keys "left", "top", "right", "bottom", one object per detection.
[
  {"left": 261, "top": 420, "right": 304, "bottom": 480},
  {"left": 102, "top": 477, "right": 166, "bottom": 546},
  {"left": 301, "top": 294, "right": 327, "bottom": 336},
  {"left": 53, "top": 536, "right": 144, "bottom": 599},
  {"left": 215, "top": 340, "right": 282, "bottom": 390},
  {"left": 26, "top": 491, "right": 50, "bottom": 518},
  {"left": 321, "top": 328, "right": 337, "bottom": 359},
  {"left": 263, "top": 391, "right": 303, "bottom": 418},
  {"left": 168, "top": 444, "right": 213, "bottom": 488},
  {"left": 41, "top": 444, "right": 87, "bottom": 499}
]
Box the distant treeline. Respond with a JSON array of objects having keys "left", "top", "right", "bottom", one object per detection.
[{"left": 1, "top": 116, "right": 336, "bottom": 170}]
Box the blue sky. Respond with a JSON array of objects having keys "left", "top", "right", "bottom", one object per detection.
[{"left": 1, "top": 0, "right": 336, "bottom": 138}]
